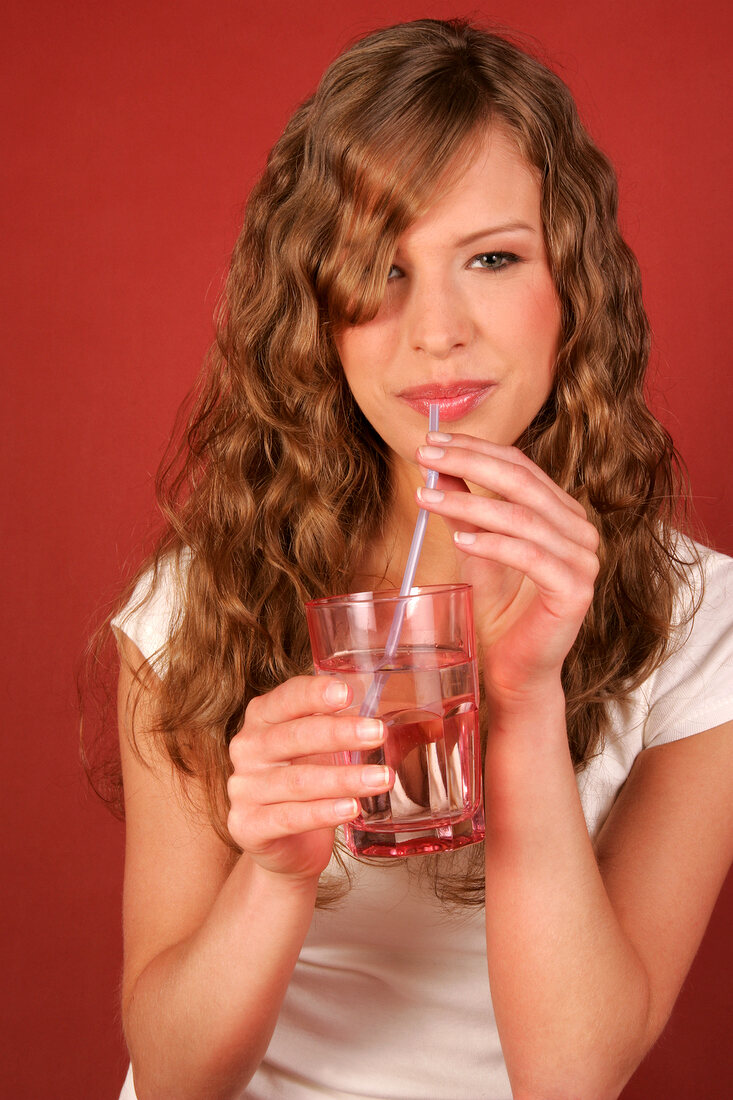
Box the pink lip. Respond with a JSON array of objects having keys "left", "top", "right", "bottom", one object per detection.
[{"left": 398, "top": 381, "right": 495, "bottom": 422}]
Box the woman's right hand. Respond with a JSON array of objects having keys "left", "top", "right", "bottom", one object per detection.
[{"left": 227, "top": 677, "right": 392, "bottom": 881}]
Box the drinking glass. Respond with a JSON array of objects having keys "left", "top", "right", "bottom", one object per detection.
[{"left": 305, "top": 584, "right": 485, "bottom": 857}]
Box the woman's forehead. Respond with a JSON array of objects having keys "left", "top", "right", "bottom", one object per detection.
[{"left": 393, "top": 129, "right": 542, "bottom": 250}]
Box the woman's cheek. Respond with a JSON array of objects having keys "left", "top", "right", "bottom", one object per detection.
[{"left": 527, "top": 271, "right": 562, "bottom": 351}]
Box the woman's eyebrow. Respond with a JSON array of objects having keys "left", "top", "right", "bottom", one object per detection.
[{"left": 454, "top": 222, "right": 536, "bottom": 246}]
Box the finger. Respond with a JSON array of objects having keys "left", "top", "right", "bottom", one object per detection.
[
  {"left": 415, "top": 467, "right": 483, "bottom": 545},
  {"left": 235, "top": 761, "right": 393, "bottom": 806},
  {"left": 231, "top": 712, "right": 386, "bottom": 768},
  {"left": 417, "top": 444, "right": 597, "bottom": 549},
  {"left": 415, "top": 488, "right": 596, "bottom": 564},
  {"left": 243, "top": 675, "right": 353, "bottom": 732},
  {"left": 418, "top": 468, "right": 474, "bottom": 500},
  {"left": 229, "top": 795, "right": 361, "bottom": 850},
  {"left": 424, "top": 432, "right": 588, "bottom": 518},
  {"left": 449, "top": 530, "right": 598, "bottom": 613}
]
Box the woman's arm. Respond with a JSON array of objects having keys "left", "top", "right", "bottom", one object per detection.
[
  {"left": 118, "top": 634, "right": 389, "bottom": 1100},
  {"left": 118, "top": 638, "right": 316, "bottom": 1100},
  {"left": 484, "top": 696, "right": 733, "bottom": 1100},
  {"left": 414, "top": 433, "right": 733, "bottom": 1098}
]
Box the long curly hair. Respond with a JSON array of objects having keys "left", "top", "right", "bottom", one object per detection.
[{"left": 88, "top": 18, "right": 700, "bottom": 908}]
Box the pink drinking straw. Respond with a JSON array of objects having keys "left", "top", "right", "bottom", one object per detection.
[{"left": 360, "top": 403, "right": 441, "bottom": 717}]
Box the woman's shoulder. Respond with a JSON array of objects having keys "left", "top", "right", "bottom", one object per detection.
[
  {"left": 111, "top": 547, "right": 192, "bottom": 673},
  {"left": 670, "top": 533, "right": 733, "bottom": 617},
  {"left": 578, "top": 536, "right": 733, "bottom": 836},
  {"left": 641, "top": 534, "right": 733, "bottom": 748},
  {"left": 662, "top": 534, "right": 733, "bottom": 654}
]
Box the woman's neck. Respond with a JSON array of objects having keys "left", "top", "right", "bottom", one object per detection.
[{"left": 352, "top": 459, "right": 461, "bottom": 593}]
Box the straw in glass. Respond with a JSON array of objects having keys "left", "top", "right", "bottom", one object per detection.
[{"left": 360, "top": 402, "right": 440, "bottom": 717}]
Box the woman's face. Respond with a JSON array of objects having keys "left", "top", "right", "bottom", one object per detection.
[{"left": 334, "top": 128, "right": 561, "bottom": 478}]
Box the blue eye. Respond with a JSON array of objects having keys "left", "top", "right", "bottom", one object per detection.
[
  {"left": 386, "top": 264, "right": 402, "bottom": 280},
  {"left": 470, "top": 252, "right": 519, "bottom": 271}
]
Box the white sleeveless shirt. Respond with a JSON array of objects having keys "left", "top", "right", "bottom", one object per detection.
[{"left": 114, "top": 539, "right": 733, "bottom": 1099}]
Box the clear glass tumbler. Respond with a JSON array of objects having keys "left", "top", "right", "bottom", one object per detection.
[{"left": 305, "top": 584, "right": 485, "bottom": 857}]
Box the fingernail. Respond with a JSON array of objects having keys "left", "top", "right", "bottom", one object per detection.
[
  {"left": 356, "top": 719, "right": 384, "bottom": 742},
  {"left": 427, "top": 431, "right": 453, "bottom": 443},
  {"left": 362, "top": 765, "right": 391, "bottom": 787},
  {"left": 334, "top": 798, "right": 358, "bottom": 818},
  {"left": 325, "top": 681, "right": 349, "bottom": 705},
  {"left": 417, "top": 486, "right": 444, "bottom": 503},
  {"left": 454, "top": 531, "right": 477, "bottom": 545},
  {"left": 418, "top": 445, "right": 445, "bottom": 460}
]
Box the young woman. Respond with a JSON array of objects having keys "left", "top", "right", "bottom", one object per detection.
[{"left": 107, "top": 18, "right": 733, "bottom": 1100}]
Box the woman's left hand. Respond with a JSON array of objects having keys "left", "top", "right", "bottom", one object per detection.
[{"left": 416, "top": 433, "right": 600, "bottom": 703}]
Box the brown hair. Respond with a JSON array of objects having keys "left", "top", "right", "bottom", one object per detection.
[{"left": 88, "top": 18, "right": 700, "bottom": 907}]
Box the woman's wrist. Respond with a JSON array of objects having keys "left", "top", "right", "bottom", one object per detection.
[
  {"left": 485, "top": 673, "right": 567, "bottom": 727},
  {"left": 239, "top": 854, "right": 322, "bottom": 904},
  {"left": 483, "top": 678, "right": 580, "bottom": 846},
  {"left": 484, "top": 676, "right": 571, "bottom": 785}
]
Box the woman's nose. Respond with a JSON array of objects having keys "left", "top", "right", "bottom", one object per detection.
[{"left": 405, "top": 276, "right": 474, "bottom": 358}]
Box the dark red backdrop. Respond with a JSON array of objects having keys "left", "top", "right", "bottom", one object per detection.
[{"left": 2, "top": 1, "right": 731, "bottom": 1096}]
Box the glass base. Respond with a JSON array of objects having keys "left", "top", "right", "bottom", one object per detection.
[{"left": 344, "top": 802, "right": 485, "bottom": 858}]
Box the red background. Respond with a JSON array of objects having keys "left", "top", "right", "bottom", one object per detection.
[{"left": 2, "top": 0, "right": 731, "bottom": 1096}]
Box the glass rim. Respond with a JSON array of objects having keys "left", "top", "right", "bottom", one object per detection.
[{"left": 305, "top": 582, "right": 473, "bottom": 610}]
